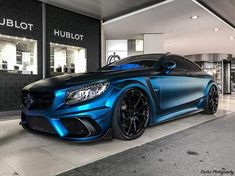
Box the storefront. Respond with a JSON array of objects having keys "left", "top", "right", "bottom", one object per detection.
[
  {"left": 46, "top": 5, "right": 101, "bottom": 77},
  {"left": 0, "top": 0, "right": 101, "bottom": 114},
  {"left": 187, "top": 53, "right": 232, "bottom": 95}
]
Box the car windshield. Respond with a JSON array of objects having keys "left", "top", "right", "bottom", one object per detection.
[{"left": 100, "top": 54, "right": 164, "bottom": 71}]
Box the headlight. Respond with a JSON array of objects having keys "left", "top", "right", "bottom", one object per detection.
[{"left": 65, "top": 82, "right": 109, "bottom": 105}]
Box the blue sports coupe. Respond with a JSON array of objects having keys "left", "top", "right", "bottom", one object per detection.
[{"left": 20, "top": 54, "right": 219, "bottom": 142}]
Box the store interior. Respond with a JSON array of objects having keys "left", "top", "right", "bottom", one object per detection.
[
  {"left": 50, "top": 43, "right": 87, "bottom": 75},
  {"left": 0, "top": 34, "right": 37, "bottom": 75}
]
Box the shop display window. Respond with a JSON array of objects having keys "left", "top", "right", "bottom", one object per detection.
[
  {"left": 196, "top": 61, "right": 222, "bottom": 93},
  {"left": 50, "top": 43, "right": 87, "bottom": 75},
  {"left": 0, "top": 34, "right": 37, "bottom": 74}
]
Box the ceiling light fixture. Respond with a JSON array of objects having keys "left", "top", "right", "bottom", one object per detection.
[
  {"left": 103, "top": 0, "right": 175, "bottom": 25},
  {"left": 191, "top": 15, "right": 199, "bottom": 19},
  {"left": 229, "top": 37, "right": 234, "bottom": 40},
  {"left": 192, "top": 0, "right": 235, "bottom": 31},
  {"left": 213, "top": 28, "right": 220, "bottom": 31}
]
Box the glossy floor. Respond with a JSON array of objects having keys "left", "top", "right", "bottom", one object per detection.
[{"left": 0, "top": 95, "right": 234, "bottom": 176}]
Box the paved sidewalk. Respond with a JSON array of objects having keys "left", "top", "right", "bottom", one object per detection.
[{"left": 60, "top": 112, "right": 235, "bottom": 176}]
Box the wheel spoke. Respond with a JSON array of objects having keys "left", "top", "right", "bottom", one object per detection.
[
  {"left": 133, "top": 119, "right": 137, "bottom": 132},
  {"left": 127, "top": 119, "right": 133, "bottom": 135},
  {"left": 136, "top": 102, "right": 147, "bottom": 111},
  {"left": 134, "top": 96, "right": 143, "bottom": 109},
  {"left": 124, "top": 98, "right": 132, "bottom": 110}
]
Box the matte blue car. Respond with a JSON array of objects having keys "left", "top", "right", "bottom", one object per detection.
[{"left": 20, "top": 54, "right": 219, "bottom": 142}]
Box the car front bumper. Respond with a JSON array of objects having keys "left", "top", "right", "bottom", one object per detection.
[
  {"left": 20, "top": 104, "right": 113, "bottom": 142},
  {"left": 20, "top": 86, "right": 118, "bottom": 142}
]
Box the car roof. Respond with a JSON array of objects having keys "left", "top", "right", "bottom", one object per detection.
[{"left": 123, "top": 53, "right": 167, "bottom": 61}]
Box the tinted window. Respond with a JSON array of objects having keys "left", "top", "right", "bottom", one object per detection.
[
  {"left": 184, "top": 59, "right": 201, "bottom": 71},
  {"left": 168, "top": 56, "right": 201, "bottom": 72},
  {"left": 100, "top": 54, "right": 163, "bottom": 71}
]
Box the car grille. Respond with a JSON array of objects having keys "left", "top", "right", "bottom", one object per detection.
[
  {"left": 22, "top": 91, "right": 54, "bottom": 110},
  {"left": 23, "top": 115, "right": 57, "bottom": 135}
]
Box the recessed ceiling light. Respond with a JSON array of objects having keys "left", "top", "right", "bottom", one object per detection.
[
  {"left": 191, "top": 15, "right": 199, "bottom": 19},
  {"left": 23, "top": 38, "right": 26, "bottom": 41},
  {"left": 229, "top": 37, "right": 234, "bottom": 40},
  {"left": 213, "top": 28, "right": 220, "bottom": 31}
]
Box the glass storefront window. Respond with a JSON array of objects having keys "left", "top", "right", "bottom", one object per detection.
[
  {"left": 50, "top": 43, "right": 87, "bottom": 75},
  {"left": 196, "top": 61, "right": 222, "bottom": 93},
  {"left": 231, "top": 61, "right": 235, "bottom": 92},
  {"left": 0, "top": 34, "right": 37, "bottom": 74}
]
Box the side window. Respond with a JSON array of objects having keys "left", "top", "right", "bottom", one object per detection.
[
  {"left": 168, "top": 56, "right": 186, "bottom": 71},
  {"left": 138, "top": 60, "right": 156, "bottom": 68},
  {"left": 169, "top": 56, "right": 201, "bottom": 72},
  {"left": 184, "top": 59, "right": 201, "bottom": 71}
]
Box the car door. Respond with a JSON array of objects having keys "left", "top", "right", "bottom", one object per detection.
[
  {"left": 149, "top": 55, "right": 201, "bottom": 114},
  {"left": 183, "top": 57, "right": 209, "bottom": 103}
]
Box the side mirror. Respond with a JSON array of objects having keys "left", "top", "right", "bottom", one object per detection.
[{"left": 162, "top": 61, "right": 176, "bottom": 73}]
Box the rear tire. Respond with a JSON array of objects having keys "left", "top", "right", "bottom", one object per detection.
[
  {"left": 203, "top": 85, "right": 219, "bottom": 115},
  {"left": 113, "top": 88, "right": 150, "bottom": 140}
]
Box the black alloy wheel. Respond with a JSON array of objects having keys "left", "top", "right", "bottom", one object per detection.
[
  {"left": 204, "top": 85, "right": 219, "bottom": 115},
  {"left": 208, "top": 86, "right": 219, "bottom": 114},
  {"left": 113, "top": 89, "right": 150, "bottom": 140}
]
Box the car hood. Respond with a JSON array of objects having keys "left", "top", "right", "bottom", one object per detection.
[{"left": 23, "top": 69, "right": 151, "bottom": 92}]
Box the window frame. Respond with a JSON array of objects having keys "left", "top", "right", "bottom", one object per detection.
[
  {"left": 167, "top": 55, "right": 202, "bottom": 72},
  {"left": 101, "top": 54, "right": 164, "bottom": 71}
]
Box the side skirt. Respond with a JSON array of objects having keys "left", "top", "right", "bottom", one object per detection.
[{"left": 150, "top": 107, "right": 204, "bottom": 125}]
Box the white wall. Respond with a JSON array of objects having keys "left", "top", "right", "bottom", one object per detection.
[
  {"left": 144, "top": 34, "right": 163, "bottom": 54},
  {"left": 106, "top": 40, "right": 128, "bottom": 64}
]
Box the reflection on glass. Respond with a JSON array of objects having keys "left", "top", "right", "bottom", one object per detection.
[
  {"left": 0, "top": 34, "right": 37, "bottom": 74},
  {"left": 196, "top": 61, "right": 222, "bottom": 93},
  {"left": 231, "top": 61, "right": 235, "bottom": 92},
  {"left": 50, "top": 43, "right": 87, "bottom": 75}
]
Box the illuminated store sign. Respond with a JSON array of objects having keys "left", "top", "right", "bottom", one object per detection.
[
  {"left": 54, "top": 29, "right": 84, "bottom": 41},
  {"left": 0, "top": 18, "right": 34, "bottom": 31}
]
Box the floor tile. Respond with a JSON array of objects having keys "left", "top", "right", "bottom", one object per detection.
[{"left": 1, "top": 147, "right": 75, "bottom": 176}]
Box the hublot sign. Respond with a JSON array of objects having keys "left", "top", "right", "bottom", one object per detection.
[
  {"left": 54, "top": 29, "right": 84, "bottom": 41},
  {"left": 0, "top": 17, "right": 34, "bottom": 31}
]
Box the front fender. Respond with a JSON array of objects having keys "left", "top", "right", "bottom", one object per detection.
[
  {"left": 106, "top": 79, "right": 156, "bottom": 124},
  {"left": 204, "top": 80, "right": 218, "bottom": 96}
]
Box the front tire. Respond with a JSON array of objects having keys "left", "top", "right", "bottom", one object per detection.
[
  {"left": 203, "top": 85, "right": 219, "bottom": 115},
  {"left": 113, "top": 88, "right": 150, "bottom": 140}
]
